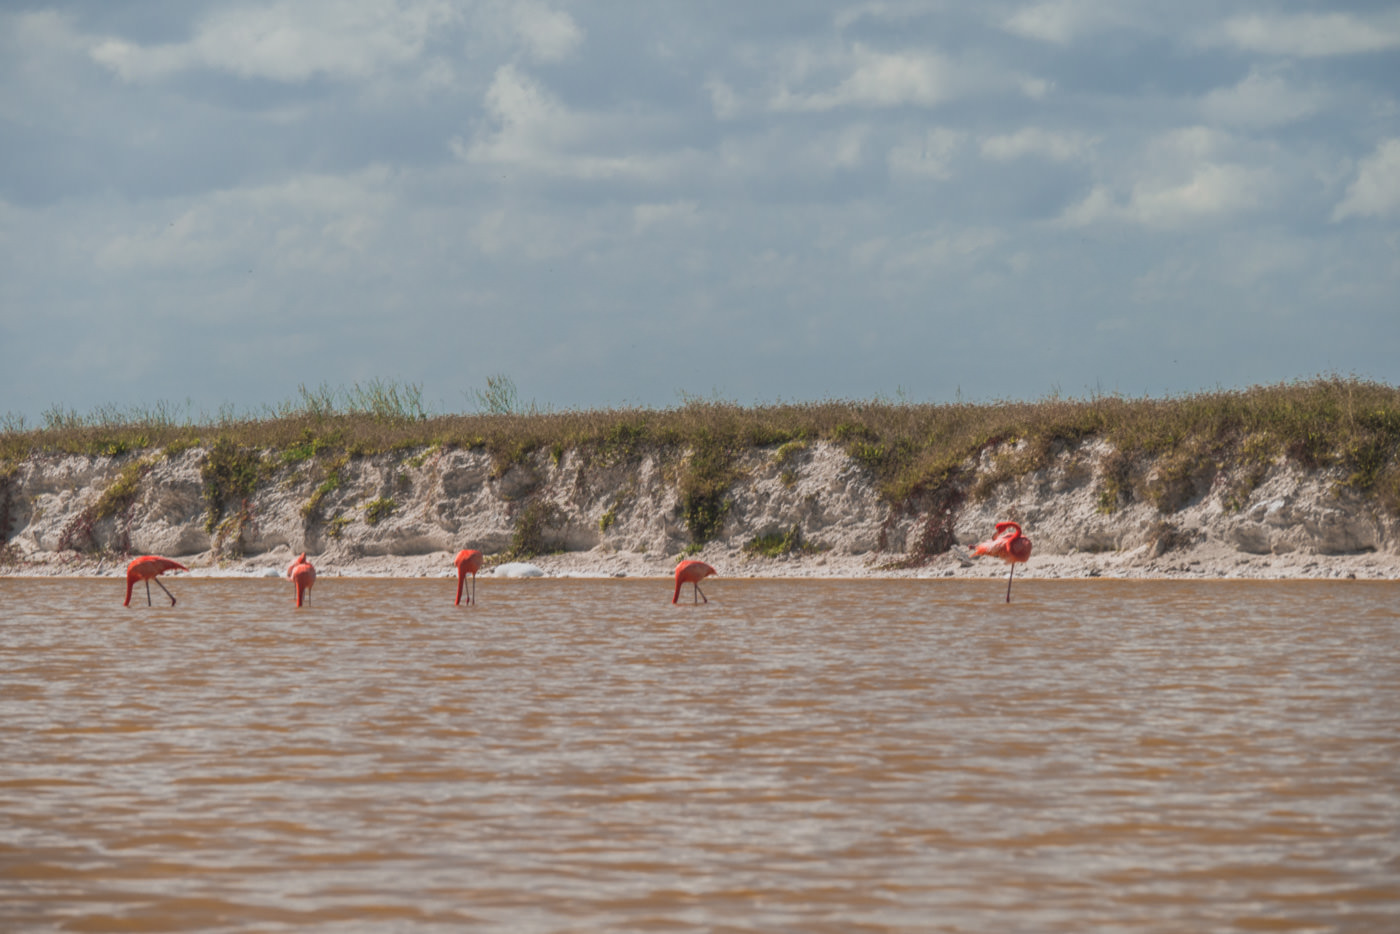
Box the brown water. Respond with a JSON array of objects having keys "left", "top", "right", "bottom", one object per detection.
[{"left": 2, "top": 577, "right": 1397, "bottom": 932}]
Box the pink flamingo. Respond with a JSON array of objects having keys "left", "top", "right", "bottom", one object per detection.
[
  {"left": 673, "top": 560, "right": 717, "bottom": 604},
  {"left": 288, "top": 552, "right": 316, "bottom": 607},
  {"left": 971, "top": 521, "right": 1032, "bottom": 603},
  {"left": 454, "top": 549, "right": 483, "bottom": 606},
  {"left": 124, "top": 555, "right": 189, "bottom": 606}
]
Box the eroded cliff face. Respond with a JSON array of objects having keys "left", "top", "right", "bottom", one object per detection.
[{"left": 2, "top": 439, "right": 1396, "bottom": 577}]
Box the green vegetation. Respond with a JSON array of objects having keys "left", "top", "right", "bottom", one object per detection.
[
  {"left": 505, "top": 500, "right": 563, "bottom": 560},
  {"left": 326, "top": 513, "right": 352, "bottom": 539},
  {"left": 744, "top": 524, "right": 822, "bottom": 558},
  {"left": 211, "top": 500, "right": 257, "bottom": 560},
  {"left": 405, "top": 443, "right": 440, "bottom": 469},
  {"left": 57, "top": 455, "right": 160, "bottom": 554},
  {"left": 0, "top": 463, "right": 16, "bottom": 565},
  {"left": 1096, "top": 449, "right": 1132, "bottom": 514},
  {"left": 774, "top": 440, "right": 807, "bottom": 488},
  {"left": 202, "top": 439, "right": 264, "bottom": 534},
  {"left": 364, "top": 497, "right": 396, "bottom": 525},
  {"left": 93, "top": 456, "right": 157, "bottom": 522},
  {"left": 301, "top": 454, "right": 350, "bottom": 520},
  {"left": 3, "top": 378, "right": 1399, "bottom": 538},
  {"left": 678, "top": 429, "right": 740, "bottom": 545}
]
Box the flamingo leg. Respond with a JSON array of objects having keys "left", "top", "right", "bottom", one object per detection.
[
  {"left": 145, "top": 580, "right": 152, "bottom": 606},
  {"left": 154, "top": 578, "right": 177, "bottom": 606},
  {"left": 471, "top": 576, "right": 476, "bottom": 606},
  {"left": 1005, "top": 563, "right": 1015, "bottom": 604},
  {"left": 694, "top": 582, "right": 707, "bottom": 604}
]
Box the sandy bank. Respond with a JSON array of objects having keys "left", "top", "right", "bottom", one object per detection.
[{"left": 3, "top": 439, "right": 1398, "bottom": 582}]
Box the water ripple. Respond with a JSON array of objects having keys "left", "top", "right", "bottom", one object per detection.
[{"left": 2, "top": 577, "right": 1397, "bottom": 932}]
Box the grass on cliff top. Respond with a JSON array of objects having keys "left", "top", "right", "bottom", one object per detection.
[{"left": 3, "top": 377, "right": 1399, "bottom": 516}]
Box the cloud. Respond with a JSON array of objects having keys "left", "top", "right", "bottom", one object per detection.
[
  {"left": 90, "top": 0, "right": 459, "bottom": 83},
  {"left": 1001, "top": 0, "right": 1134, "bottom": 44},
  {"left": 1214, "top": 13, "right": 1400, "bottom": 58},
  {"left": 1063, "top": 166, "right": 1267, "bottom": 229},
  {"left": 1199, "top": 67, "right": 1325, "bottom": 128},
  {"left": 1061, "top": 127, "right": 1270, "bottom": 229},
  {"left": 633, "top": 201, "right": 700, "bottom": 233},
  {"left": 980, "top": 128, "right": 1093, "bottom": 162},
  {"left": 706, "top": 78, "right": 741, "bottom": 119},
  {"left": 508, "top": 0, "right": 583, "bottom": 62},
  {"left": 771, "top": 46, "right": 955, "bottom": 111},
  {"left": 1333, "top": 139, "right": 1400, "bottom": 221},
  {"left": 94, "top": 167, "right": 395, "bottom": 274},
  {"left": 456, "top": 65, "right": 685, "bottom": 181}
]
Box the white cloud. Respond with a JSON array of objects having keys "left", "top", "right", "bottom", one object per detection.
[
  {"left": 853, "top": 227, "right": 1004, "bottom": 276},
  {"left": 456, "top": 65, "right": 684, "bottom": 181},
  {"left": 772, "top": 46, "right": 954, "bottom": 111},
  {"left": 706, "top": 78, "right": 741, "bottom": 119},
  {"left": 95, "top": 167, "right": 394, "bottom": 273},
  {"left": 508, "top": 1, "right": 583, "bottom": 63},
  {"left": 1020, "top": 77, "right": 1053, "bottom": 100},
  {"left": 1216, "top": 13, "right": 1400, "bottom": 58},
  {"left": 834, "top": 1, "right": 949, "bottom": 32},
  {"left": 1200, "top": 68, "right": 1325, "bottom": 128},
  {"left": 1002, "top": 0, "right": 1133, "bottom": 44},
  {"left": 90, "top": 0, "right": 458, "bottom": 83},
  {"left": 981, "top": 128, "right": 1093, "bottom": 162},
  {"left": 1063, "top": 165, "right": 1267, "bottom": 229},
  {"left": 633, "top": 201, "right": 700, "bottom": 232},
  {"left": 888, "top": 128, "right": 965, "bottom": 180},
  {"left": 1061, "top": 128, "right": 1270, "bottom": 229},
  {"left": 1333, "top": 139, "right": 1400, "bottom": 221}
]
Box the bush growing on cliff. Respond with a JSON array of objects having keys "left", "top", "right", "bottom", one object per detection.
[
  {"left": 364, "top": 497, "right": 396, "bottom": 525},
  {"left": 744, "top": 525, "right": 822, "bottom": 558},
  {"left": 202, "top": 439, "right": 264, "bottom": 534},
  {"left": 505, "top": 499, "right": 563, "bottom": 560}
]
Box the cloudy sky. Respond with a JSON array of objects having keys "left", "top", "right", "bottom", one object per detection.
[{"left": 2, "top": 1, "right": 1398, "bottom": 421}]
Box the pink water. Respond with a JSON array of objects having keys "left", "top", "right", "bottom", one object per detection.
[{"left": 2, "top": 577, "right": 1398, "bottom": 932}]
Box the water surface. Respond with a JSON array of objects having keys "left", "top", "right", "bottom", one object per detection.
[{"left": 2, "top": 577, "right": 1397, "bottom": 932}]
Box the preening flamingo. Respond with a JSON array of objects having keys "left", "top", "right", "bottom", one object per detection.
[
  {"left": 673, "top": 560, "right": 717, "bottom": 604},
  {"left": 454, "top": 549, "right": 483, "bottom": 605},
  {"left": 288, "top": 552, "right": 316, "bottom": 607},
  {"left": 124, "top": 555, "right": 189, "bottom": 607},
  {"left": 971, "top": 521, "right": 1032, "bottom": 603}
]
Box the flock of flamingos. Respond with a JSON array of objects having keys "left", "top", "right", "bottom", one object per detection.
[{"left": 122, "top": 521, "right": 1034, "bottom": 607}]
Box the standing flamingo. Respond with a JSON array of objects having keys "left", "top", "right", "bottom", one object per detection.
[
  {"left": 124, "top": 555, "right": 189, "bottom": 607},
  {"left": 454, "top": 549, "right": 483, "bottom": 606},
  {"left": 288, "top": 552, "right": 316, "bottom": 607},
  {"left": 673, "top": 560, "right": 717, "bottom": 604},
  {"left": 971, "top": 521, "right": 1032, "bottom": 603}
]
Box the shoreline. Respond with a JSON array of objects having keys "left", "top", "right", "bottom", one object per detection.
[{"left": 5, "top": 543, "right": 1397, "bottom": 581}]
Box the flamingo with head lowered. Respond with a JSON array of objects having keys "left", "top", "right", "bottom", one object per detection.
[
  {"left": 673, "top": 560, "right": 717, "bottom": 604},
  {"left": 971, "top": 521, "right": 1032, "bottom": 603},
  {"left": 124, "top": 555, "right": 189, "bottom": 606},
  {"left": 288, "top": 552, "right": 316, "bottom": 607},
  {"left": 454, "top": 549, "right": 483, "bottom": 606}
]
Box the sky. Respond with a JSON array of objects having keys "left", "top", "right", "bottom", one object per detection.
[{"left": 1, "top": 0, "right": 1398, "bottom": 422}]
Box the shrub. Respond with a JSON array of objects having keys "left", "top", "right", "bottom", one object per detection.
[
  {"left": 678, "top": 430, "right": 738, "bottom": 545},
  {"left": 301, "top": 454, "right": 349, "bottom": 521},
  {"left": 202, "top": 439, "right": 264, "bottom": 533},
  {"left": 364, "top": 497, "right": 396, "bottom": 525},
  {"left": 505, "top": 499, "right": 563, "bottom": 559},
  {"left": 744, "top": 525, "right": 821, "bottom": 558}
]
